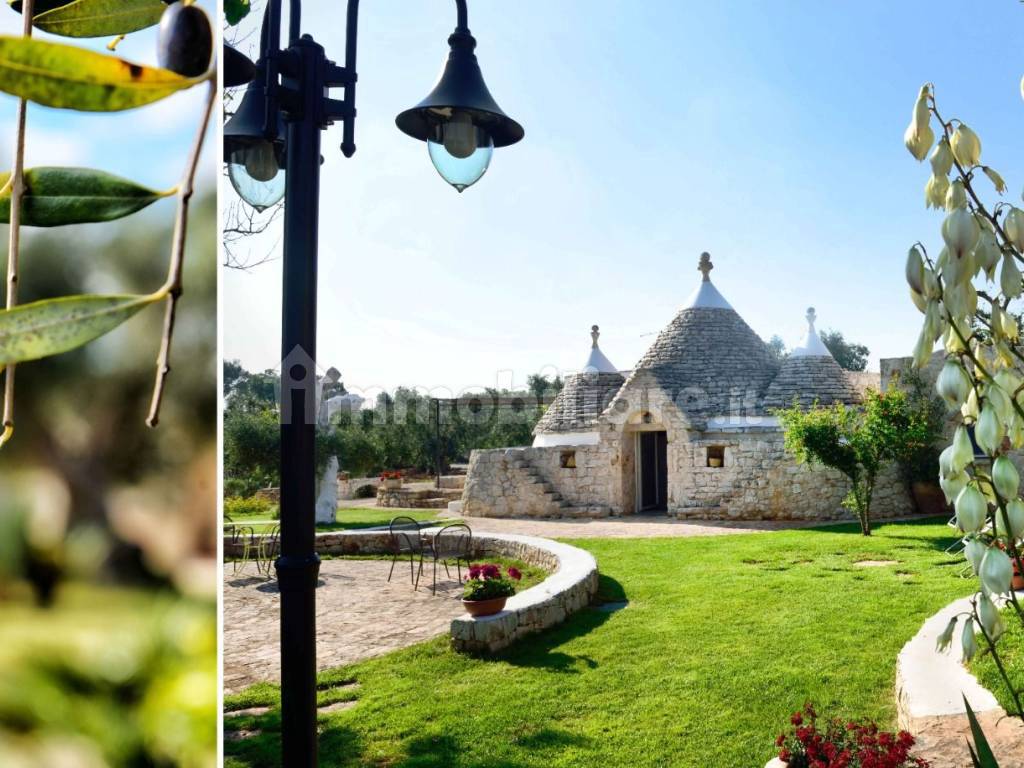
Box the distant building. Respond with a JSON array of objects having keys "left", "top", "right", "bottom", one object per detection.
[{"left": 461, "top": 253, "right": 912, "bottom": 521}]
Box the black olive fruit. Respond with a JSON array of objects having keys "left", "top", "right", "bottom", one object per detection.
[{"left": 157, "top": 2, "right": 212, "bottom": 78}]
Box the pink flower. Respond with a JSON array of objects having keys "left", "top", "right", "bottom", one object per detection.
[
  {"left": 481, "top": 564, "right": 501, "bottom": 580},
  {"left": 507, "top": 567, "right": 522, "bottom": 581}
]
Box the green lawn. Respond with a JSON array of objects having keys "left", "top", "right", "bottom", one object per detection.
[
  {"left": 970, "top": 606, "right": 1024, "bottom": 717},
  {"left": 224, "top": 518, "right": 974, "bottom": 768}
]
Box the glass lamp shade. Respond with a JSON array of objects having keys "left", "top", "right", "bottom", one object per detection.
[
  {"left": 227, "top": 140, "right": 285, "bottom": 211},
  {"left": 427, "top": 114, "right": 494, "bottom": 192}
]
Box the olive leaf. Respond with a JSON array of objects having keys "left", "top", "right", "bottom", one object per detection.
[
  {"left": 0, "top": 167, "right": 172, "bottom": 226},
  {"left": 224, "top": 0, "right": 250, "bottom": 26},
  {"left": 0, "top": 293, "right": 160, "bottom": 364},
  {"left": 0, "top": 36, "right": 203, "bottom": 112},
  {"left": 7, "top": 0, "right": 70, "bottom": 15},
  {"left": 29, "top": 0, "right": 166, "bottom": 38}
]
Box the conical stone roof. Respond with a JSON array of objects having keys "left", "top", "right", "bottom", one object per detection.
[
  {"left": 611, "top": 253, "right": 778, "bottom": 422},
  {"left": 762, "top": 308, "right": 863, "bottom": 410},
  {"left": 535, "top": 325, "right": 624, "bottom": 434}
]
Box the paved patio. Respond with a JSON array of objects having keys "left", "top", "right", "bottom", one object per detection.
[{"left": 223, "top": 558, "right": 465, "bottom": 695}]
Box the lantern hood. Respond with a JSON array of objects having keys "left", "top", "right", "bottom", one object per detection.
[{"left": 395, "top": 29, "right": 524, "bottom": 148}]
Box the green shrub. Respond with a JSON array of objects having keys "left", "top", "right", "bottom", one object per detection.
[{"left": 224, "top": 496, "right": 275, "bottom": 520}]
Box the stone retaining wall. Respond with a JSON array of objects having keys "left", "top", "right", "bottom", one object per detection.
[
  {"left": 895, "top": 593, "right": 1024, "bottom": 766},
  {"left": 223, "top": 529, "right": 599, "bottom": 654}
]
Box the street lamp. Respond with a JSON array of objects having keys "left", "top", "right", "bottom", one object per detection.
[{"left": 223, "top": 2, "right": 523, "bottom": 766}]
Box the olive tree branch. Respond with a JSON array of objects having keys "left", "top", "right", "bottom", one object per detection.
[
  {"left": 0, "top": 0, "right": 34, "bottom": 449},
  {"left": 145, "top": 74, "right": 217, "bottom": 428}
]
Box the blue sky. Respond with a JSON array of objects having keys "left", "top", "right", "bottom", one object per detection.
[
  {"left": 0, "top": 2, "right": 216, "bottom": 205},
  {"left": 223, "top": 1, "right": 1024, "bottom": 398}
]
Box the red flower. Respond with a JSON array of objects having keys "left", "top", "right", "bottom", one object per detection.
[
  {"left": 507, "top": 567, "right": 522, "bottom": 581},
  {"left": 481, "top": 564, "right": 501, "bottom": 580},
  {"left": 791, "top": 712, "right": 803, "bottom": 726},
  {"left": 468, "top": 564, "right": 483, "bottom": 580}
]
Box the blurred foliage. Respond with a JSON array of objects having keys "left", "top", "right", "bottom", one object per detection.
[
  {"left": 0, "top": 194, "right": 217, "bottom": 766},
  {"left": 0, "top": 584, "right": 215, "bottom": 768},
  {"left": 224, "top": 361, "right": 561, "bottom": 494}
]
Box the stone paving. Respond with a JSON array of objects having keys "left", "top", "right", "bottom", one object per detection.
[{"left": 223, "top": 558, "right": 465, "bottom": 695}]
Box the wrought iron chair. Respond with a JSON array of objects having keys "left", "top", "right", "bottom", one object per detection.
[
  {"left": 255, "top": 524, "right": 281, "bottom": 578},
  {"left": 429, "top": 523, "right": 473, "bottom": 595},
  {"left": 224, "top": 515, "right": 257, "bottom": 575},
  {"left": 387, "top": 516, "right": 432, "bottom": 588}
]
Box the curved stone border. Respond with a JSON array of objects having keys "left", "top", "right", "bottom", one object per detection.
[
  {"left": 224, "top": 529, "right": 600, "bottom": 655},
  {"left": 895, "top": 592, "right": 1024, "bottom": 765}
]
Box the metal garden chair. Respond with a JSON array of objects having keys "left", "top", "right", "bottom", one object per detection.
[
  {"left": 387, "top": 516, "right": 433, "bottom": 589},
  {"left": 429, "top": 523, "right": 473, "bottom": 595},
  {"left": 224, "top": 515, "right": 257, "bottom": 575},
  {"left": 255, "top": 524, "right": 281, "bottom": 578}
]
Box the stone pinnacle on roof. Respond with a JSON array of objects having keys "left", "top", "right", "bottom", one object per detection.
[
  {"left": 791, "top": 307, "right": 833, "bottom": 357},
  {"left": 683, "top": 251, "right": 733, "bottom": 310},
  {"left": 583, "top": 324, "right": 618, "bottom": 373}
]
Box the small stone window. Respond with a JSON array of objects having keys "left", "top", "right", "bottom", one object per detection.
[
  {"left": 707, "top": 446, "right": 725, "bottom": 468},
  {"left": 560, "top": 450, "right": 577, "bottom": 469}
]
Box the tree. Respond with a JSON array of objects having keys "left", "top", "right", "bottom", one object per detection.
[
  {"left": 819, "top": 330, "right": 870, "bottom": 371},
  {"left": 767, "top": 335, "right": 788, "bottom": 363},
  {"left": 777, "top": 389, "right": 927, "bottom": 536}
]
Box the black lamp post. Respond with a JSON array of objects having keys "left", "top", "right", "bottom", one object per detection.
[{"left": 223, "top": 2, "right": 523, "bottom": 766}]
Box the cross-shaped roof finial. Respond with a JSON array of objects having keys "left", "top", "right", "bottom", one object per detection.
[
  {"left": 698, "top": 252, "right": 713, "bottom": 282},
  {"left": 591, "top": 324, "right": 600, "bottom": 348}
]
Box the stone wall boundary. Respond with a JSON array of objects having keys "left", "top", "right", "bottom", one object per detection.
[{"left": 223, "top": 528, "right": 600, "bottom": 655}]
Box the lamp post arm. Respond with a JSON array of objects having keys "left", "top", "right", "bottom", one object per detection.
[{"left": 338, "top": 0, "right": 468, "bottom": 157}]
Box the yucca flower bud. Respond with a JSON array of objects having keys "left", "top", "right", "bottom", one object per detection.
[
  {"left": 983, "top": 166, "right": 1007, "bottom": 194},
  {"left": 905, "top": 246, "right": 925, "bottom": 294},
  {"left": 980, "top": 547, "right": 1013, "bottom": 595},
  {"left": 913, "top": 327, "right": 934, "bottom": 369},
  {"left": 965, "top": 537, "right": 988, "bottom": 574},
  {"left": 952, "top": 425, "right": 975, "bottom": 472},
  {"left": 910, "top": 288, "right": 927, "bottom": 314},
  {"left": 951, "top": 123, "right": 981, "bottom": 166},
  {"left": 956, "top": 484, "right": 988, "bottom": 533},
  {"left": 930, "top": 137, "right": 954, "bottom": 176},
  {"left": 1000, "top": 307, "right": 1020, "bottom": 341},
  {"left": 904, "top": 87, "right": 934, "bottom": 161},
  {"left": 923, "top": 268, "right": 941, "bottom": 300},
  {"left": 1004, "top": 208, "right": 1024, "bottom": 250},
  {"left": 942, "top": 208, "right": 980, "bottom": 256},
  {"left": 987, "top": 383, "right": 1013, "bottom": 426},
  {"left": 935, "top": 615, "right": 957, "bottom": 653},
  {"left": 975, "top": 229, "right": 1000, "bottom": 280},
  {"left": 976, "top": 403, "right": 1005, "bottom": 456},
  {"left": 925, "top": 175, "right": 949, "bottom": 210},
  {"left": 996, "top": 498, "right": 1024, "bottom": 541},
  {"left": 946, "top": 179, "right": 968, "bottom": 211},
  {"left": 961, "top": 618, "right": 978, "bottom": 661},
  {"left": 962, "top": 387, "right": 980, "bottom": 421},
  {"left": 993, "top": 456, "right": 1019, "bottom": 499},
  {"left": 941, "top": 470, "right": 969, "bottom": 505},
  {"left": 936, "top": 359, "right": 971, "bottom": 410},
  {"left": 977, "top": 592, "right": 1005, "bottom": 640},
  {"left": 939, "top": 444, "right": 955, "bottom": 478},
  {"left": 1000, "top": 254, "right": 1023, "bottom": 299}
]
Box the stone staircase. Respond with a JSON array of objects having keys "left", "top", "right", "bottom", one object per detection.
[{"left": 506, "top": 450, "right": 612, "bottom": 519}]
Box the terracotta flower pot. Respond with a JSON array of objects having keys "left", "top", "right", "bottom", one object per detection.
[
  {"left": 911, "top": 481, "right": 949, "bottom": 517},
  {"left": 461, "top": 596, "right": 507, "bottom": 617}
]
